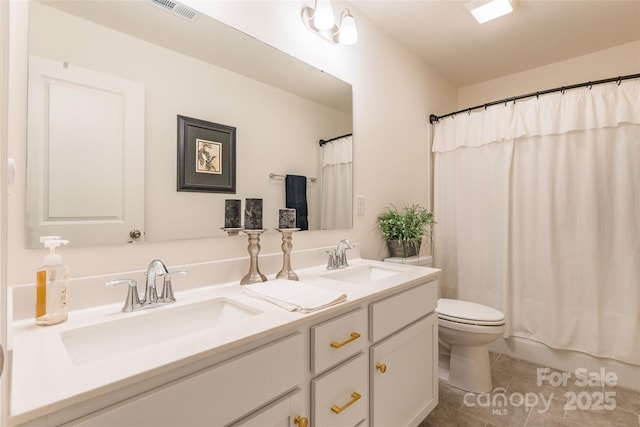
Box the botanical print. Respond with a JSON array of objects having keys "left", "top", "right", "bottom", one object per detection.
[{"left": 196, "top": 138, "right": 222, "bottom": 174}]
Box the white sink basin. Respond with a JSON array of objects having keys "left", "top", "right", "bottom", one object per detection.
[
  {"left": 323, "top": 265, "right": 405, "bottom": 284},
  {"left": 61, "top": 298, "right": 261, "bottom": 365}
]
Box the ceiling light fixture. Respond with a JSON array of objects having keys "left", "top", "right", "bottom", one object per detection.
[
  {"left": 301, "top": 0, "right": 358, "bottom": 45},
  {"left": 465, "top": 0, "right": 514, "bottom": 24}
]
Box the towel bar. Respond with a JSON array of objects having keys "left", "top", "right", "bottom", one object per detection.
[{"left": 269, "top": 173, "right": 317, "bottom": 183}]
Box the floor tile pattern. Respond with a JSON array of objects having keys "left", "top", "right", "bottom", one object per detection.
[{"left": 419, "top": 353, "right": 640, "bottom": 427}]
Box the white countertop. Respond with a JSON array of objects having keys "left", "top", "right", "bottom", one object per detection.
[{"left": 10, "top": 257, "right": 439, "bottom": 425}]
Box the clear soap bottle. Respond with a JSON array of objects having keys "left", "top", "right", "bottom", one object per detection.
[{"left": 35, "top": 236, "right": 69, "bottom": 326}]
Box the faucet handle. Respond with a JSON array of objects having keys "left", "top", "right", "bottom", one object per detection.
[
  {"left": 106, "top": 279, "right": 141, "bottom": 312},
  {"left": 158, "top": 270, "right": 187, "bottom": 304},
  {"left": 338, "top": 239, "right": 354, "bottom": 249}
]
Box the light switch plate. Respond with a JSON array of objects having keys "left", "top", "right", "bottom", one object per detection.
[{"left": 356, "top": 195, "right": 365, "bottom": 216}]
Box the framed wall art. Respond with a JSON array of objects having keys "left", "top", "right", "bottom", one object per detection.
[{"left": 177, "top": 115, "right": 236, "bottom": 193}]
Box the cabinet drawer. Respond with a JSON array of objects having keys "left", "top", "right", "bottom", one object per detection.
[
  {"left": 311, "top": 308, "right": 367, "bottom": 374},
  {"left": 312, "top": 353, "right": 368, "bottom": 427},
  {"left": 369, "top": 281, "right": 437, "bottom": 342}
]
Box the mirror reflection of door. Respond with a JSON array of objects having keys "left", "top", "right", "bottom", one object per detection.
[{"left": 26, "top": 56, "right": 145, "bottom": 247}]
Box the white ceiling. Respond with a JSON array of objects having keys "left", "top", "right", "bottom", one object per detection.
[{"left": 351, "top": 0, "right": 640, "bottom": 87}]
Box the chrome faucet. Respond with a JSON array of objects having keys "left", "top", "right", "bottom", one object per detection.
[
  {"left": 143, "top": 259, "right": 169, "bottom": 305},
  {"left": 325, "top": 239, "right": 353, "bottom": 270},
  {"left": 106, "top": 259, "right": 187, "bottom": 312}
]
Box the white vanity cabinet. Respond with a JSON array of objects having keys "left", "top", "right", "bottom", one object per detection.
[
  {"left": 62, "top": 333, "right": 306, "bottom": 427},
  {"left": 12, "top": 263, "right": 440, "bottom": 427},
  {"left": 369, "top": 282, "right": 439, "bottom": 427}
]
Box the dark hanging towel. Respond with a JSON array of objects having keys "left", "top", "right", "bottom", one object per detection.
[{"left": 285, "top": 175, "right": 308, "bottom": 230}]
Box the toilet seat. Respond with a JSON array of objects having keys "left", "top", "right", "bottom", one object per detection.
[{"left": 437, "top": 298, "right": 505, "bottom": 326}]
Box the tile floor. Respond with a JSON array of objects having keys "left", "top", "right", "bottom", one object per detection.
[{"left": 420, "top": 353, "right": 640, "bottom": 427}]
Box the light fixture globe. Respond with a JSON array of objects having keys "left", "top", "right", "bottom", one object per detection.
[
  {"left": 338, "top": 10, "right": 357, "bottom": 45},
  {"left": 313, "top": 0, "right": 335, "bottom": 30}
]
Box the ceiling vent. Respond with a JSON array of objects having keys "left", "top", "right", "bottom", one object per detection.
[{"left": 147, "top": 0, "right": 199, "bottom": 22}]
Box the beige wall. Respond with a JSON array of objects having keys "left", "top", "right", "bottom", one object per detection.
[
  {"left": 457, "top": 40, "right": 640, "bottom": 108},
  {"left": 7, "top": 1, "right": 456, "bottom": 284}
]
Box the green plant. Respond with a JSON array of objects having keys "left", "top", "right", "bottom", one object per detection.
[{"left": 376, "top": 204, "right": 436, "bottom": 254}]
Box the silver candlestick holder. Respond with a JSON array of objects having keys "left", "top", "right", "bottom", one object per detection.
[
  {"left": 221, "top": 227, "right": 243, "bottom": 236},
  {"left": 240, "top": 229, "right": 267, "bottom": 285},
  {"left": 276, "top": 228, "right": 300, "bottom": 281}
]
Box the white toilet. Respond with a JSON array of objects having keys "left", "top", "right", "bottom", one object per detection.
[
  {"left": 437, "top": 298, "right": 505, "bottom": 393},
  {"left": 383, "top": 255, "right": 506, "bottom": 393}
]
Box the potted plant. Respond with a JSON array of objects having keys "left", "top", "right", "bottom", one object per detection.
[{"left": 376, "top": 204, "right": 436, "bottom": 258}]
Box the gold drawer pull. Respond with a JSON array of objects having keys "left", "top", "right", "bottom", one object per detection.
[
  {"left": 330, "top": 332, "right": 361, "bottom": 349},
  {"left": 294, "top": 415, "right": 308, "bottom": 427},
  {"left": 376, "top": 363, "right": 387, "bottom": 373},
  {"left": 331, "top": 392, "right": 362, "bottom": 414}
]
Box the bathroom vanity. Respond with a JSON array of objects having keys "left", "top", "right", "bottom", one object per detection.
[{"left": 9, "top": 249, "right": 439, "bottom": 426}]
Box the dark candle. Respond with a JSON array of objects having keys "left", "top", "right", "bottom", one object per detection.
[
  {"left": 224, "top": 199, "right": 242, "bottom": 228},
  {"left": 244, "top": 198, "right": 263, "bottom": 230},
  {"left": 279, "top": 208, "right": 296, "bottom": 229}
]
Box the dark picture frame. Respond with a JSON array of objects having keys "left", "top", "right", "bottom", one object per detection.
[{"left": 177, "top": 115, "right": 236, "bottom": 193}]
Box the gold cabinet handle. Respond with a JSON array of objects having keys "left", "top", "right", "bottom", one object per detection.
[
  {"left": 330, "top": 392, "right": 362, "bottom": 414},
  {"left": 294, "top": 415, "right": 308, "bottom": 427},
  {"left": 376, "top": 362, "right": 387, "bottom": 373},
  {"left": 330, "top": 332, "right": 361, "bottom": 349}
]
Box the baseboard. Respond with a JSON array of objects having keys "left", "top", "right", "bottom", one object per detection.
[{"left": 489, "top": 336, "right": 639, "bottom": 392}]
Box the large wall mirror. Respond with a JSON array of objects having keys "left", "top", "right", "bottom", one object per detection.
[{"left": 26, "top": 0, "right": 353, "bottom": 247}]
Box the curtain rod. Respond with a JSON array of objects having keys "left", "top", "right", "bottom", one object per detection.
[
  {"left": 429, "top": 73, "right": 640, "bottom": 125},
  {"left": 319, "top": 133, "right": 353, "bottom": 146}
]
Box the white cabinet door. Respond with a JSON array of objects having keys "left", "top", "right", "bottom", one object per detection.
[
  {"left": 26, "top": 55, "right": 145, "bottom": 246},
  {"left": 370, "top": 314, "right": 437, "bottom": 427},
  {"left": 230, "top": 388, "right": 307, "bottom": 427},
  {"left": 64, "top": 333, "right": 304, "bottom": 427}
]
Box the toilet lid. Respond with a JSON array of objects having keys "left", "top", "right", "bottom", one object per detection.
[{"left": 437, "top": 298, "right": 505, "bottom": 326}]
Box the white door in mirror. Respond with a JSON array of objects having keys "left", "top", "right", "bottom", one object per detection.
[{"left": 26, "top": 56, "right": 145, "bottom": 247}]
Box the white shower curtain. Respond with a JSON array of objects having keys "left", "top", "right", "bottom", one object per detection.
[
  {"left": 433, "top": 80, "right": 640, "bottom": 364},
  {"left": 321, "top": 135, "right": 352, "bottom": 229}
]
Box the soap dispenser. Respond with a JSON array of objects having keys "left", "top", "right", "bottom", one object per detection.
[{"left": 35, "top": 236, "right": 69, "bottom": 326}]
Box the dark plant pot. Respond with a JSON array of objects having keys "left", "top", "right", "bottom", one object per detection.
[{"left": 387, "top": 240, "right": 420, "bottom": 258}]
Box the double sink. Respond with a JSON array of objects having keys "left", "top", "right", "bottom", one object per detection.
[{"left": 60, "top": 263, "right": 406, "bottom": 365}]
